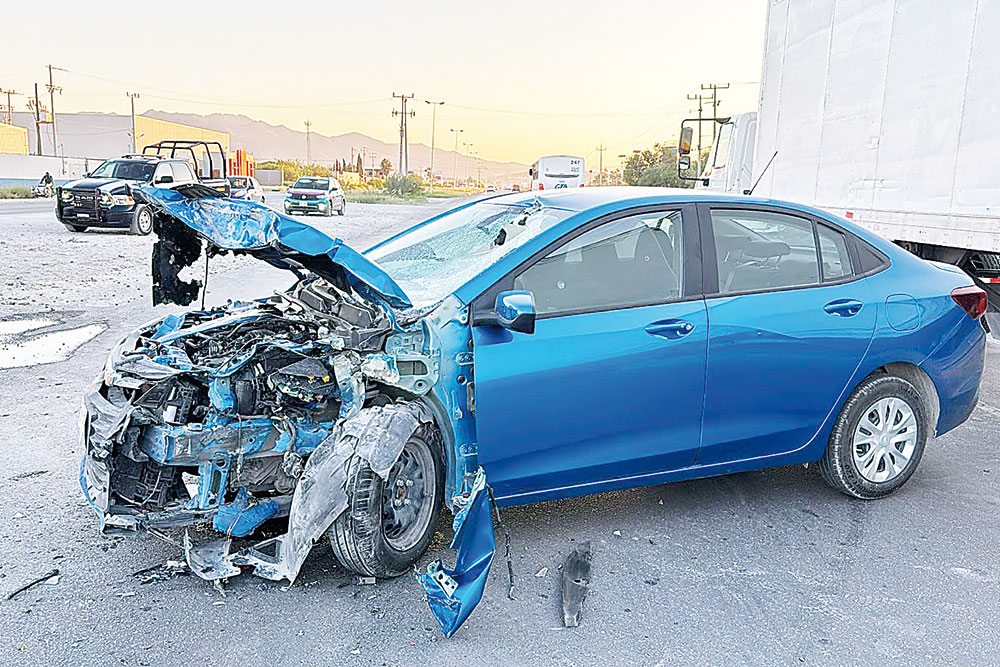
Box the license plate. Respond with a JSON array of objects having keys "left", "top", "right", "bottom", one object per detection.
[{"left": 77, "top": 213, "right": 91, "bottom": 218}]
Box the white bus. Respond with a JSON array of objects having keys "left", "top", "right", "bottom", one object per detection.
[{"left": 529, "top": 155, "right": 585, "bottom": 190}]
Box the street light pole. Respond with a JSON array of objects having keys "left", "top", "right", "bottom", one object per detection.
[
  {"left": 424, "top": 100, "right": 444, "bottom": 190},
  {"left": 450, "top": 128, "right": 463, "bottom": 186},
  {"left": 126, "top": 92, "right": 140, "bottom": 153},
  {"left": 464, "top": 142, "right": 473, "bottom": 185}
]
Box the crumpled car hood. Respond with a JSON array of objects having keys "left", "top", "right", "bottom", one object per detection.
[{"left": 136, "top": 185, "right": 411, "bottom": 310}]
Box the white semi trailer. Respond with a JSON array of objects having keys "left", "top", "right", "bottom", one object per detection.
[{"left": 680, "top": 0, "right": 1000, "bottom": 298}]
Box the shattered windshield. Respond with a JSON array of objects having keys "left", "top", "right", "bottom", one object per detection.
[
  {"left": 293, "top": 177, "right": 329, "bottom": 190},
  {"left": 90, "top": 160, "right": 156, "bottom": 181},
  {"left": 365, "top": 201, "right": 571, "bottom": 308}
]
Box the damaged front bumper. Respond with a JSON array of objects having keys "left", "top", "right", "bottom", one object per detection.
[{"left": 80, "top": 294, "right": 440, "bottom": 584}]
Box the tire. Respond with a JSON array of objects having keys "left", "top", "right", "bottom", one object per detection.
[
  {"left": 337, "top": 201, "right": 345, "bottom": 216},
  {"left": 130, "top": 205, "right": 153, "bottom": 236},
  {"left": 328, "top": 425, "right": 444, "bottom": 578},
  {"left": 63, "top": 223, "right": 87, "bottom": 232},
  {"left": 820, "top": 374, "right": 929, "bottom": 499}
]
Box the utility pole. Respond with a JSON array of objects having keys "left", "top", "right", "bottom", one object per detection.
[
  {"left": 28, "top": 83, "right": 46, "bottom": 156},
  {"left": 46, "top": 65, "right": 64, "bottom": 157},
  {"left": 700, "top": 83, "right": 730, "bottom": 142},
  {"left": 126, "top": 92, "right": 140, "bottom": 153},
  {"left": 449, "top": 128, "right": 463, "bottom": 186},
  {"left": 595, "top": 143, "right": 607, "bottom": 185},
  {"left": 424, "top": 100, "right": 444, "bottom": 190},
  {"left": 304, "top": 118, "right": 312, "bottom": 162},
  {"left": 0, "top": 88, "right": 21, "bottom": 125},
  {"left": 392, "top": 93, "right": 415, "bottom": 175}
]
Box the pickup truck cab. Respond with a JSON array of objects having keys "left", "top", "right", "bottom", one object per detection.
[{"left": 57, "top": 140, "right": 229, "bottom": 235}]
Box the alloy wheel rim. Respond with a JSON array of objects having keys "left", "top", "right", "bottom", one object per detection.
[
  {"left": 138, "top": 209, "right": 152, "bottom": 233},
  {"left": 381, "top": 440, "right": 435, "bottom": 551},
  {"left": 852, "top": 397, "right": 917, "bottom": 483}
]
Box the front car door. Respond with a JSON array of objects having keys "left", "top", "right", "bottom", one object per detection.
[
  {"left": 472, "top": 205, "right": 708, "bottom": 502},
  {"left": 698, "top": 204, "right": 877, "bottom": 466}
]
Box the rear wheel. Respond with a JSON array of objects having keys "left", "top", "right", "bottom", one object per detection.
[
  {"left": 328, "top": 425, "right": 444, "bottom": 578},
  {"left": 337, "top": 200, "right": 345, "bottom": 216},
  {"left": 130, "top": 205, "right": 153, "bottom": 236},
  {"left": 820, "top": 374, "right": 929, "bottom": 499},
  {"left": 63, "top": 223, "right": 87, "bottom": 232}
]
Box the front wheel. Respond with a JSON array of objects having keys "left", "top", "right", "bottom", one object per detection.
[
  {"left": 63, "top": 223, "right": 87, "bottom": 232},
  {"left": 130, "top": 205, "right": 153, "bottom": 236},
  {"left": 820, "top": 374, "right": 929, "bottom": 499},
  {"left": 328, "top": 425, "right": 444, "bottom": 578}
]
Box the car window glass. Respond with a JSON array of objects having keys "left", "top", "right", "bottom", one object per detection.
[
  {"left": 171, "top": 162, "right": 194, "bottom": 182},
  {"left": 817, "top": 224, "right": 853, "bottom": 281},
  {"left": 711, "top": 209, "right": 819, "bottom": 293},
  {"left": 514, "top": 210, "right": 684, "bottom": 315},
  {"left": 154, "top": 164, "right": 172, "bottom": 182},
  {"left": 857, "top": 241, "right": 888, "bottom": 274}
]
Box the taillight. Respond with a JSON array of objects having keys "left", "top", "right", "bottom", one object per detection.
[
  {"left": 951, "top": 285, "right": 987, "bottom": 319},
  {"left": 538, "top": 184, "right": 544, "bottom": 190}
]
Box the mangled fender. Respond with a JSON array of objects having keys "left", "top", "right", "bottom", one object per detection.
[
  {"left": 417, "top": 467, "right": 495, "bottom": 637},
  {"left": 221, "top": 400, "right": 435, "bottom": 583}
]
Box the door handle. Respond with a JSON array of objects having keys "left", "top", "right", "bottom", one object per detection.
[
  {"left": 823, "top": 299, "right": 863, "bottom": 317},
  {"left": 645, "top": 319, "right": 695, "bottom": 340}
]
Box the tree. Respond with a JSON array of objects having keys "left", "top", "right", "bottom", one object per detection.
[
  {"left": 356, "top": 154, "right": 363, "bottom": 175},
  {"left": 378, "top": 158, "right": 392, "bottom": 178},
  {"left": 622, "top": 142, "right": 708, "bottom": 188}
]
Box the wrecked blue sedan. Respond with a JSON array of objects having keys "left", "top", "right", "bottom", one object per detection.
[{"left": 82, "top": 185, "right": 986, "bottom": 632}]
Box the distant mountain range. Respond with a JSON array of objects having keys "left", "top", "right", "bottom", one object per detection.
[
  {"left": 143, "top": 110, "right": 527, "bottom": 183},
  {"left": 9, "top": 109, "right": 528, "bottom": 184}
]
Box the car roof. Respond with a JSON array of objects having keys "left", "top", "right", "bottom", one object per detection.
[{"left": 481, "top": 186, "right": 891, "bottom": 249}]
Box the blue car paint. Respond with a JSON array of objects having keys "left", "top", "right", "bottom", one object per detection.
[
  {"left": 136, "top": 186, "right": 411, "bottom": 309},
  {"left": 473, "top": 299, "right": 708, "bottom": 499},
  {"left": 416, "top": 468, "right": 495, "bottom": 638}
]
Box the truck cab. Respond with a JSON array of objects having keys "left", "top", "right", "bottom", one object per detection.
[
  {"left": 698, "top": 112, "right": 757, "bottom": 194},
  {"left": 56, "top": 140, "right": 229, "bottom": 236}
]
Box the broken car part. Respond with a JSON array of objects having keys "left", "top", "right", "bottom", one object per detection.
[
  {"left": 561, "top": 541, "right": 592, "bottom": 628},
  {"left": 416, "top": 468, "right": 495, "bottom": 638}
]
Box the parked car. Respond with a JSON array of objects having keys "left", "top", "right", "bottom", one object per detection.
[
  {"left": 56, "top": 140, "right": 229, "bottom": 235},
  {"left": 284, "top": 176, "right": 345, "bottom": 216},
  {"left": 81, "top": 187, "right": 986, "bottom": 632},
  {"left": 227, "top": 175, "right": 265, "bottom": 203}
]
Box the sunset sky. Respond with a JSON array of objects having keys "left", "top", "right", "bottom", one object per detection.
[{"left": 1, "top": 0, "right": 767, "bottom": 165}]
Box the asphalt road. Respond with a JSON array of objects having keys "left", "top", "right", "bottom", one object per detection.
[{"left": 0, "top": 195, "right": 998, "bottom": 666}]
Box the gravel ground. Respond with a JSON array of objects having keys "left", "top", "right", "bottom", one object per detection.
[{"left": 0, "top": 195, "right": 998, "bottom": 666}]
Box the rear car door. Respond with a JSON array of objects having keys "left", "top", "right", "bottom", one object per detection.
[
  {"left": 473, "top": 205, "right": 708, "bottom": 500},
  {"left": 698, "top": 204, "right": 876, "bottom": 465}
]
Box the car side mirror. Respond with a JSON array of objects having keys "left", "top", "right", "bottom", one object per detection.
[
  {"left": 155, "top": 175, "right": 174, "bottom": 185},
  {"left": 494, "top": 290, "right": 535, "bottom": 334},
  {"left": 83, "top": 172, "right": 91, "bottom": 178},
  {"left": 678, "top": 126, "right": 693, "bottom": 157},
  {"left": 678, "top": 155, "right": 691, "bottom": 170}
]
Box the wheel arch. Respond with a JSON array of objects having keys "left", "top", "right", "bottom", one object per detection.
[{"left": 871, "top": 362, "right": 941, "bottom": 436}]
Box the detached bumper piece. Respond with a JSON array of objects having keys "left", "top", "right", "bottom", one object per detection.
[{"left": 417, "top": 468, "right": 495, "bottom": 637}]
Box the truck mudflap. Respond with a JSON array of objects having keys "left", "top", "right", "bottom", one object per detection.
[
  {"left": 416, "top": 467, "right": 495, "bottom": 638},
  {"left": 970, "top": 274, "right": 1000, "bottom": 339}
]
